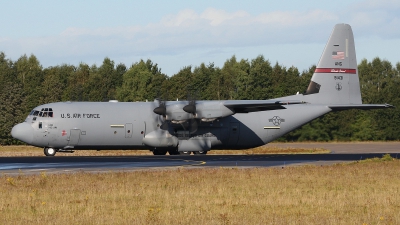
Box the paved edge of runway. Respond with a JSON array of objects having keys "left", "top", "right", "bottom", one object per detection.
[{"left": 1, "top": 151, "right": 400, "bottom": 175}]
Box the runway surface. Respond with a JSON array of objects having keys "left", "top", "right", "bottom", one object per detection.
[{"left": 1, "top": 142, "right": 399, "bottom": 175}]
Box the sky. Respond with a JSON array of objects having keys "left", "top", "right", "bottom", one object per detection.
[{"left": 1, "top": 0, "right": 399, "bottom": 76}]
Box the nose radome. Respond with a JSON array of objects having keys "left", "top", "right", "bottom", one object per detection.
[{"left": 11, "top": 123, "right": 34, "bottom": 144}]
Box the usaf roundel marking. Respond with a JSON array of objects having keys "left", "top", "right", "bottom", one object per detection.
[{"left": 269, "top": 116, "right": 285, "bottom": 126}]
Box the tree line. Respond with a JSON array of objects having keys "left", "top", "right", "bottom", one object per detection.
[{"left": 1, "top": 52, "right": 399, "bottom": 145}]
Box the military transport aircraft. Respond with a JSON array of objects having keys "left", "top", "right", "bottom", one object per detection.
[{"left": 11, "top": 23, "right": 393, "bottom": 156}]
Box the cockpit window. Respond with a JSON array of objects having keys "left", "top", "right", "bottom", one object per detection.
[{"left": 31, "top": 108, "right": 54, "bottom": 118}]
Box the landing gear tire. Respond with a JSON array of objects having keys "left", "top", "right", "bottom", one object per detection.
[
  {"left": 193, "top": 151, "right": 208, "bottom": 155},
  {"left": 153, "top": 149, "right": 168, "bottom": 155},
  {"left": 179, "top": 151, "right": 191, "bottom": 155},
  {"left": 44, "top": 147, "right": 57, "bottom": 156},
  {"left": 168, "top": 149, "right": 192, "bottom": 155}
]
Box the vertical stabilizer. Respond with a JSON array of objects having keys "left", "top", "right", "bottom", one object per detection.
[{"left": 304, "top": 23, "right": 361, "bottom": 105}]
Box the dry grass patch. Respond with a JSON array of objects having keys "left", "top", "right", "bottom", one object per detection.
[
  {"left": 1, "top": 160, "right": 400, "bottom": 224},
  {"left": 0, "top": 145, "right": 329, "bottom": 157},
  {"left": 209, "top": 146, "right": 329, "bottom": 155}
]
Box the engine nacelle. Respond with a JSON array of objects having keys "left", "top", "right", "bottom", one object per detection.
[
  {"left": 195, "top": 102, "right": 234, "bottom": 120},
  {"left": 154, "top": 101, "right": 235, "bottom": 123},
  {"left": 165, "top": 103, "right": 193, "bottom": 121}
]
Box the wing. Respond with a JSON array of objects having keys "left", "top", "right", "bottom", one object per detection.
[
  {"left": 153, "top": 99, "right": 305, "bottom": 122},
  {"left": 223, "top": 100, "right": 305, "bottom": 113}
]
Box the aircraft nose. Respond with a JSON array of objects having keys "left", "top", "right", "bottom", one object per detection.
[{"left": 11, "top": 123, "right": 34, "bottom": 144}]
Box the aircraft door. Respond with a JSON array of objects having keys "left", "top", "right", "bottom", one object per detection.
[
  {"left": 129, "top": 122, "right": 146, "bottom": 145},
  {"left": 35, "top": 120, "right": 48, "bottom": 144},
  {"left": 68, "top": 129, "right": 81, "bottom": 146},
  {"left": 125, "top": 123, "right": 133, "bottom": 138},
  {"left": 227, "top": 122, "right": 240, "bottom": 146}
]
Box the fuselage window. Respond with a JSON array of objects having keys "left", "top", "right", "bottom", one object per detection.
[{"left": 39, "top": 122, "right": 42, "bottom": 129}]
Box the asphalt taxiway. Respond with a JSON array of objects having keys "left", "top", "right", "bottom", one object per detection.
[{"left": 1, "top": 142, "right": 399, "bottom": 175}]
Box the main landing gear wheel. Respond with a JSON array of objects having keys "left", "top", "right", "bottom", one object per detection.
[
  {"left": 179, "top": 151, "right": 191, "bottom": 155},
  {"left": 44, "top": 147, "right": 57, "bottom": 156},
  {"left": 153, "top": 149, "right": 168, "bottom": 155},
  {"left": 193, "top": 151, "right": 208, "bottom": 155},
  {"left": 168, "top": 149, "right": 191, "bottom": 155}
]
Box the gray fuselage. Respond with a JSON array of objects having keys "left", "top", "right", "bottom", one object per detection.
[{"left": 17, "top": 101, "right": 331, "bottom": 151}]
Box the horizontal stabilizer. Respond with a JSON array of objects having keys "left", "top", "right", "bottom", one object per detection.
[
  {"left": 329, "top": 104, "right": 394, "bottom": 111},
  {"left": 224, "top": 100, "right": 304, "bottom": 113}
]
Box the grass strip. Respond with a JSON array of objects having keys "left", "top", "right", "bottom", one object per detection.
[{"left": 1, "top": 156, "right": 399, "bottom": 224}]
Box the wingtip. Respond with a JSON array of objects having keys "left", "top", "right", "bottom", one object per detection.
[{"left": 385, "top": 103, "right": 395, "bottom": 108}]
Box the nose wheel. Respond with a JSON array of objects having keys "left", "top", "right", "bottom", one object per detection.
[{"left": 44, "top": 147, "right": 57, "bottom": 156}]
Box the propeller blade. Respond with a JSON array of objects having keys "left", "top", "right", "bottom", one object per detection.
[
  {"left": 153, "top": 98, "right": 168, "bottom": 130},
  {"left": 189, "top": 119, "right": 198, "bottom": 134},
  {"left": 160, "top": 120, "right": 169, "bottom": 130},
  {"left": 184, "top": 90, "right": 197, "bottom": 115},
  {"left": 153, "top": 98, "right": 167, "bottom": 116},
  {"left": 153, "top": 106, "right": 166, "bottom": 115},
  {"left": 183, "top": 104, "right": 196, "bottom": 114}
]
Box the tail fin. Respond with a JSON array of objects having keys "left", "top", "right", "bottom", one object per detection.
[{"left": 304, "top": 23, "right": 362, "bottom": 105}]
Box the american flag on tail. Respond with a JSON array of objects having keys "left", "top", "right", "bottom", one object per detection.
[{"left": 332, "top": 51, "right": 345, "bottom": 60}]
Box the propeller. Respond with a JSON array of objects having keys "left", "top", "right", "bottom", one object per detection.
[
  {"left": 189, "top": 118, "right": 198, "bottom": 134},
  {"left": 152, "top": 91, "right": 199, "bottom": 134},
  {"left": 153, "top": 98, "right": 168, "bottom": 130},
  {"left": 183, "top": 91, "right": 197, "bottom": 115},
  {"left": 153, "top": 99, "right": 166, "bottom": 116},
  {"left": 183, "top": 91, "right": 198, "bottom": 134},
  {"left": 183, "top": 100, "right": 196, "bottom": 114}
]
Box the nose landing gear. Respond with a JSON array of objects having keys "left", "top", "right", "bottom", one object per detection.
[{"left": 44, "top": 147, "right": 57, "bottom": 156}]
